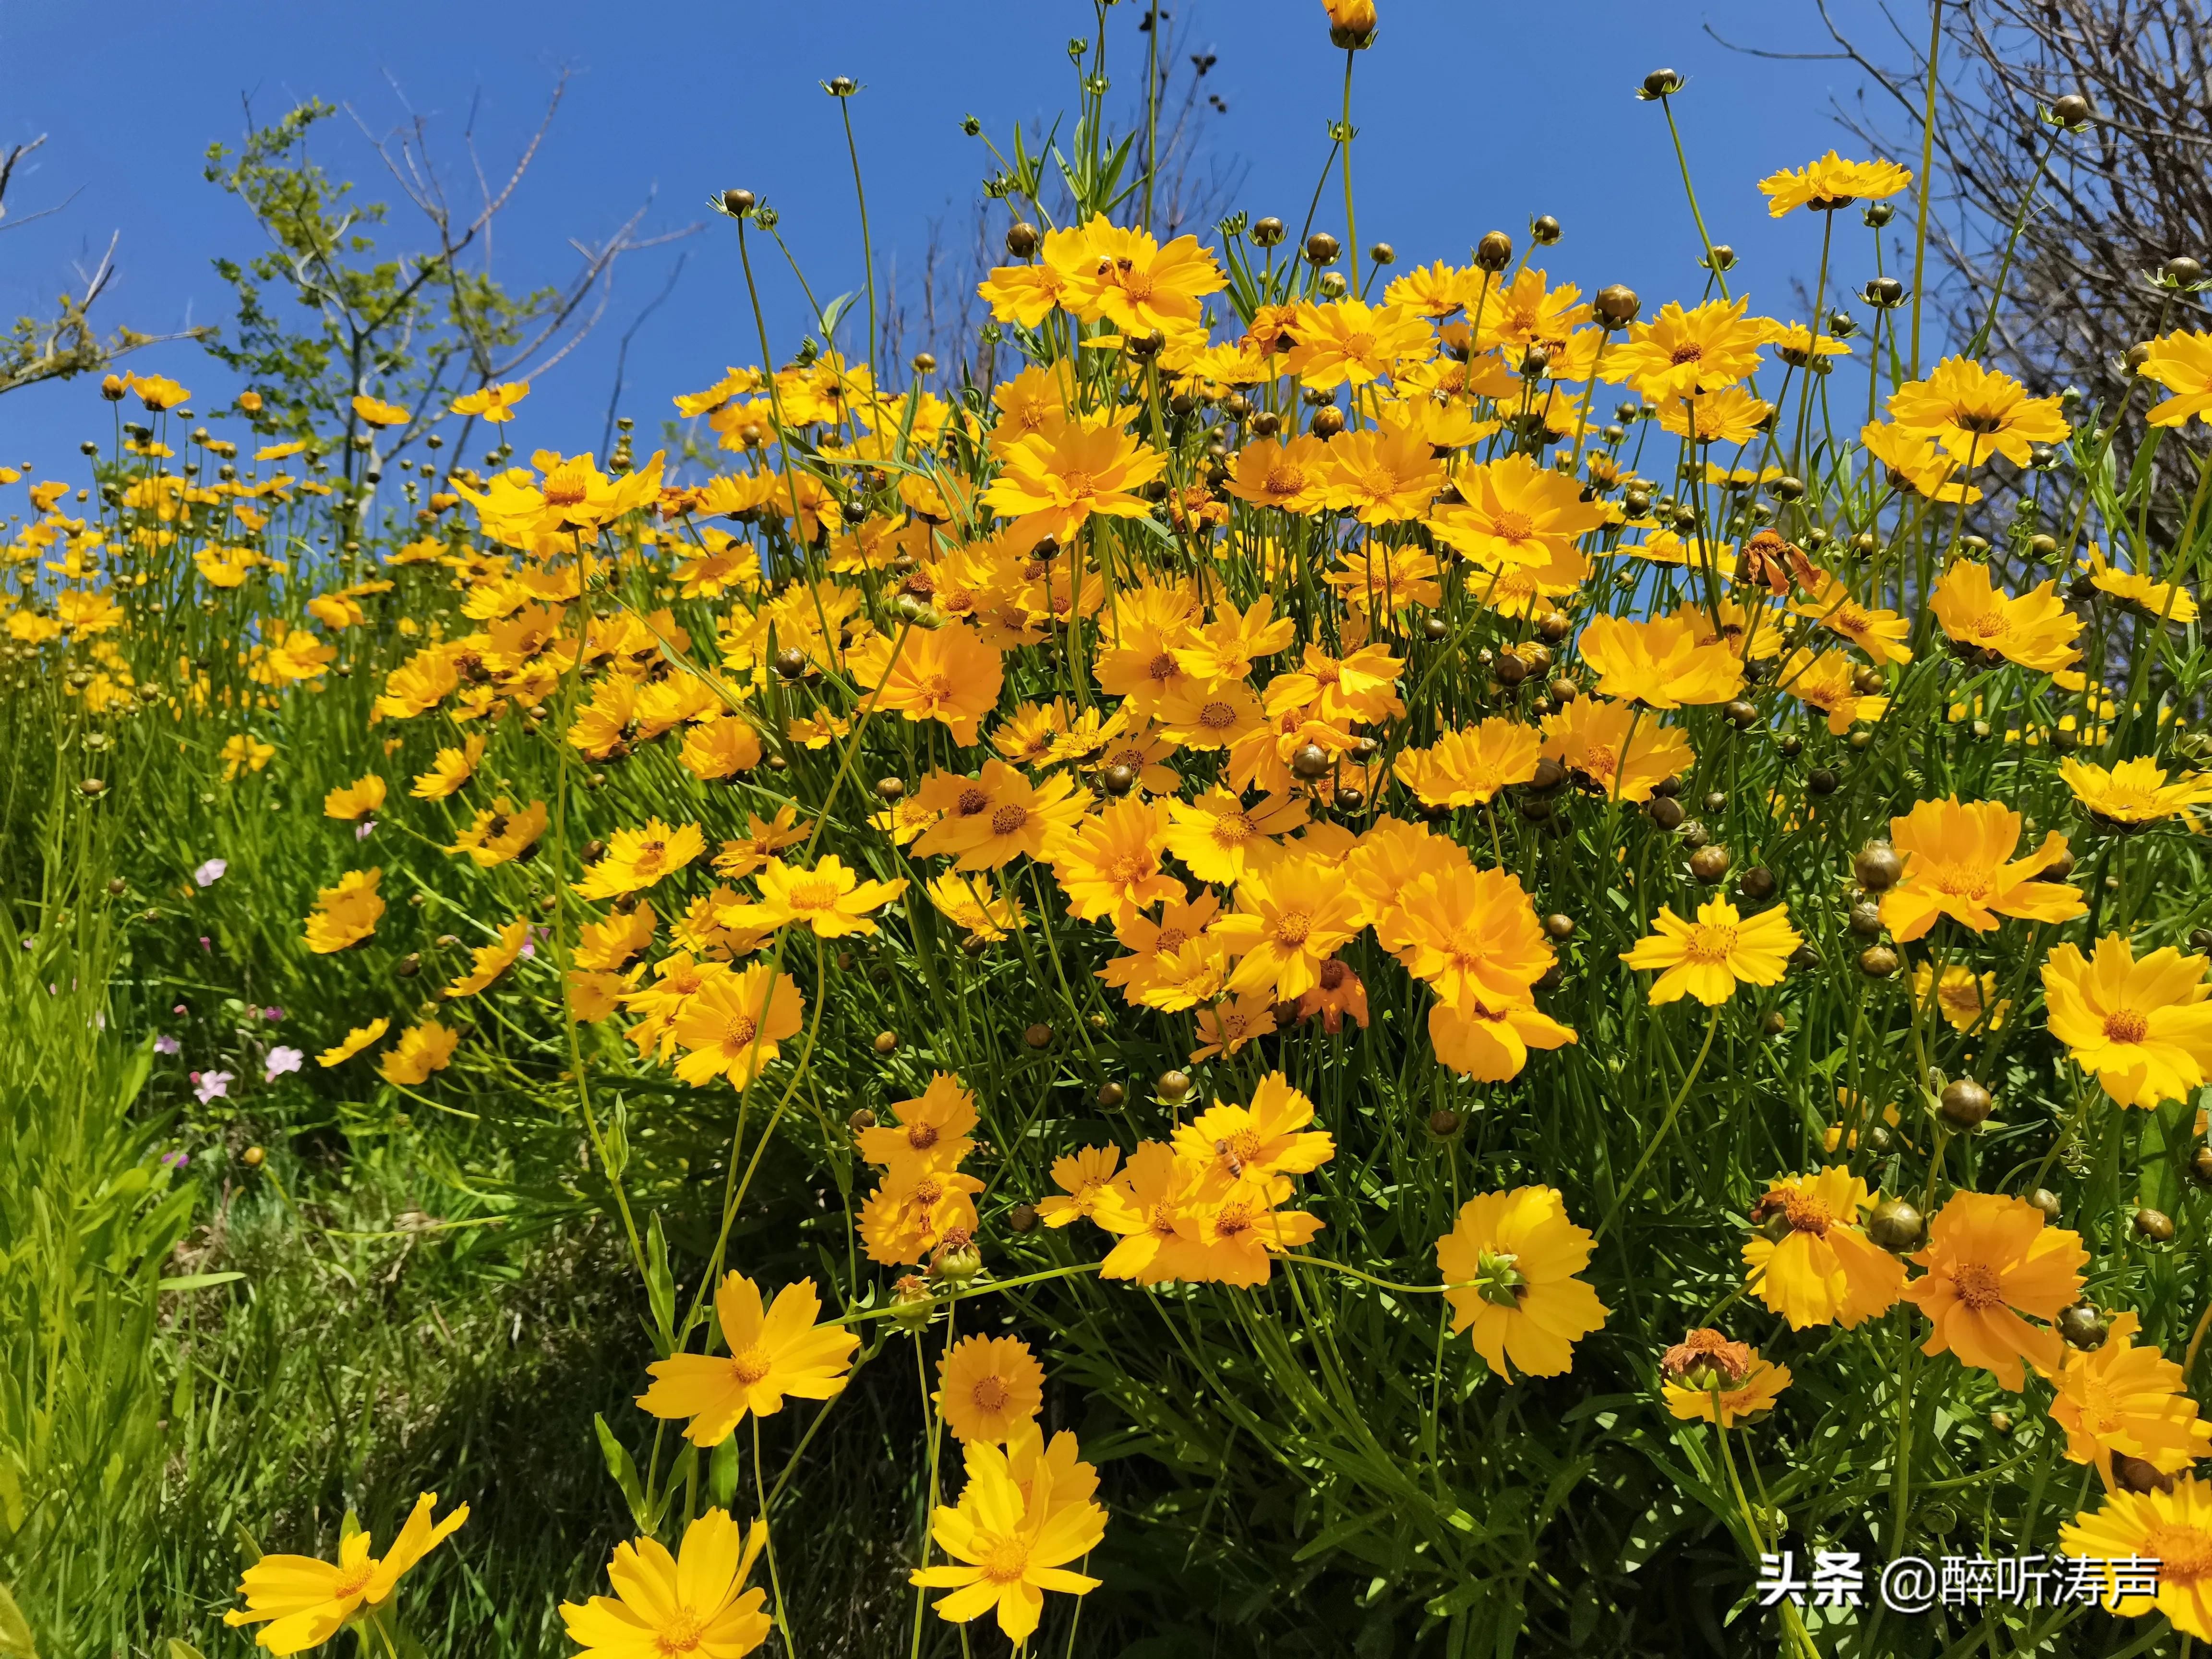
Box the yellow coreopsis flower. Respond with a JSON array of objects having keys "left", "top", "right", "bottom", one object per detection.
[
  {"left": 937, "top": 1334, "right": 1046, "bottom": 1445},
  {"left": 718, "top": 854, "right": 908, "bottom": 938},
  {"left": 1912, "top": 962, "right": 2008, "bottom": 1033},
  {"left": 1888, "top": 357, "right": 2068, "bottom": 468},
  {"left": 221, "top": 733, "right": 276, "bottom": 780},
  {"left": 322, "top": 773, "right": 385, "bottom": 820},
  {"left": 1661, "top": 1334, "right": 1793, "bottom": 1427},
  {"left": 1606, "top": 296, "right": 1765, "bottom": 403},
  {"left": 2050, "top": 1312, "right": 2212, "bottom": 1489},
  {"left": 1621, "top": 897, "right": 1802, "bottom": 1006},
  {"left": 982, "top": 420, "right": 1169, "bottom": 545},
  {"left": 2042, "top": 934, "right": 2212, "bottom": 1108},
  {"left": 379, "top": 1021, "right": 459, "bottom": 1085},
  {"left": 349, "top": 394, "right": 409, "bottom": 428},
  {"left": 1741, "top": 1167, "right": 1906, "bottom": 1329},
  {"left": 1576, "top": 613, "right": 1745, "bottom": 709},
  {"left": 2138, "top": 328, "right": 2212, "bottom": 427},
  {"left": 1393, "top": 718, "right": 1541, "bottom": 808},
  {"left": 1212, "top": 852, "right": 1365, "bottom": 999},
  {"left": 572, "top": 818, "right": 707, "bottom": 900},
  {"left": 670, "top": 963, "right": 804, "bottom": 1089},
  {"left": 910, "top": 1440, "right": 1106, "bottom": 1645},
  {"left": 2085, "top": 544, "right": 2200, "bottom": 624},
  {"left": 451, "top": 381, "right": 529, "bottom": 422},
  {"left": 316, "top": 1019, "right": 389, "bottom": 1068},
  {"left": 2058, "top": 1478, "right": 2212, "bottom": 1640},
  {"left": 1436, "top": 1187, "right": 1609, "bottom": 1381},
  {"left": 304, "top": 868, "right": 385, "bottom": 954},
  {"left": 2063, "top": 754, "right": 2212, "bottom": 828},
  {"left": 637, "top": 1272, "right": 859, "bottom": 1444},
  {"left": 224, "top": 1492, "right": 467, "bottom": 1654},
  {"left": 851, "top": 621, "right": 1005, "bottom": 747},
  {"left": 561, "top": 1509, "right": 772, "bottom": 1659},
  {"left": 442, "top": 917, "right": 529, "bottom": 998},
  {"left": 1879, "top": 797, "right": 2085, "bottom": 941},
  {"left": 1758, "top": 151, "right": 1911, "bottom": 216},
  {"left": 1901, "top": 1191, "right": 2088, "bottom": 1390}
]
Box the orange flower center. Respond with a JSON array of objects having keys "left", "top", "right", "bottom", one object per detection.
[
  {"left": 1155, "top": 926, "right": 1189, "bottom": 953},
  {"left": 1273, "top": 910, "right": 1313, "bottom": 946},
  {"left": 2145, "top": 1523, "right": 2212, "bottom": 1583},
  {"left": 543, "top": 467, "right": 591, "bottom": 508},
  {"left": 955, "top": 788, "right": 991, "bottom": 817},
  {"left": 1669, "top": 342, "right": 1704, "bottom": 366},
  {"left": 1109, "top": 851, "right": 1153, "bottom": 885},
  {"left": 1950, "top": 1261, "right": 2005, "bottom": 1310},
  {"left": 1492, "top": 509, "right": 1535, "bottom": 543},
  {"left": 788, "top": 877, "right": 842, "bottom": 911},
  {"left": 1318, "top": 959, "right": 1349, "bottom": 990},
  {"left": 918, "top": 672, "right": 956, "bottom": 702},
  {"left": 981, "top": 1535, "right": 1033, "bottom": 1585},
  {"left": 989, "top": 804, "right": 1029, "bottom": 836},
  {"left": 970, "top": 1374, "right": 1011, "bottom": 1414},
  {"left": 333, "top": 1561, "right": 375, "bottom": 1599},
  {"left": 1199, "top": 700, "right": 1238, "bottom": 731},
  {"left": 1058, "top": 469, "right": 1097, "bottom": 502},
  {"left": 654, "top": 1610, "right": 706, "bottom": 1655},
  {"left": 1782, "top": 1192, "right": 1833, "bottom": 1236},
  {"left": 1684, "top": 923, "right": 1738, "bottom": 965},
  {"left": 730, "top": 1343, "right": 774, "bottom": 1386},
  {"left": 1580, "top": 742, "right": 1619, "bottom": 780},
  {"left": 1344, "top": 330, "right": 1377, "bottom": 358},
  {"left": 1146, "top": 650, "right": 1179, "bottom": 681},
  {"left": 1931, "top": 863, "right": 1996, "bottom": 900},
  {"left": 2103, "top": 1007, "right": 2150, "bottom": 1044},
  {"left": 1210, "top": 812, "right": 1254, "bottom": 846},
  {"left": 1264, "top": 464, "right": 1306, "bottom": 497},
  {"left": 907, "top": 1122, "right": 940, "bottom": 1150},
  {"left": 1214, "top": 1201, "right": 1257, "bottom": 1238},
  {"left": 723, "top": 1013, "right": 760, "bottom": 1050}
]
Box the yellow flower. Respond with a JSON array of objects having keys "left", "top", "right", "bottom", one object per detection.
[
  {"left": 1190, "top": 995, "right": 1278, "bottom": 1060},
  {"left": 1758, "top": 151, "right": 1912, "bottom": 216},
  {"left": 1788, "top": 570, "right": 1914, "bottom": 664},
  {"left": 637, "top": 1273, "right": 858, "bottom": 1445},
  {"left": 561, "top": 1509, "right": 771, "bottom": 1659},
  {"left": 1773, "top": 647, "right": 1886, "bottom": 734},
  {"left": 451, "top": 381, "right": 529, "bottom": 422},
  {"left": 857, "top": 1071, "right": 978, "bottom": 1182},
  {"left": 573, "top": 818, "right": 707, "bottom": 901},
  {"left": 316, "top": 1019, "right": 389, "bottom": 1068},
  {"left": 1576, "top": 613, "right": 1744, "bottom": 709},
  {"left": 2086, "top": 544, "right": 2200, "bottom": 624},
  {"left": 2062, "top": 754, "right": 2212, "bottom": 828},
  {"left": 221, "top": 733, "right": 276, "bottom": 780},
  {"left": 1163, "top": 788, "right": 1306, "bottom": 885},
  {"left": 1901, "top": 1191, "right": 2088, "bottom": 1390},
  {"left": 1393, "top": 718, "right": 1540, "bottom": 808},
  {"left": 1427, "top": 452, "right": 1606, "bottom": 568},
  {"left": 1212, "top": 853, "right": 1366, "bottom": 999},
  {"left": 1036, "top": 1145, "right": 1134, "bottom": 1230},
  {"left": 1662, "top": 1350, "right": 1792, "bottom": 1426},
  {"left": 858, "top": 1166, "right": 984, "bottom": 1265},
  {"left": 1282, "top": 297, "right": 1433, "bottom": 390},
  {"left": 409, "top": 735, "right": 486, "bottom": 800},
  {"left": 2138, "top": 329, "right": 2212, "bottom": 427},
  {"left": 1911, "top": 962, "right": 2008, "bottom": 1033},
  {"left": 1861, "top": 418, "right": 1981, "bottom": 503},
  {"left": 322, "top": 773, "right": 385, "bottom": 820},
  {"left": 1741, "top": 1168, "right": 1905, "bottom": 1330},
  {"left": 442, "top": 917, "right": 529, "bottom": 998},
  {"left": 937, "top": 1334, "right": 1046, "bottom": 1445},
  {"left": 1539, "top": 696, "right": 1694, "bottom": 803},
  {"left": 910, "top": 1440, "right": 1105, "bottom": 1645},
  {"left": 448, "top": 797, "right": 548, "bottom": 867},
  {"left": 1654, "top": 385, "right": 1773, "bottom": 445},
  {"left": 670, "top": 963, "right": 805, "bottom": 1090},
  {"left": 1045, "top": 216, "right": 1225, "bottom": 335},
  {"left": 1374, "top": 864, "right": 1554, "bottom": 1012},
  {"left": 1606, "top": 296, "right": 1765, "bottom": 403},
  {"left": 1426, "top": 995, "right": 1577, "bottom": 1082},
  {"left": 982, "top": 420, "right": 1169, "bottom": 545},
  {"left": 1046, "top": 796, "right": 1184, "bottom": 923},
  {"left": 379, "top": 1021, "right": 459, "bottom": 1086},
  {"left": 2050, "top": 1312, "right": 2212, "bottom": 1489},
  {"left": 1888, "top": 357, "right": 2068, "bottom": 468},
  {"left": 1436, "top": 1187, "right": 1608, "bottom": 1381},
  {"left": 2058, "top": 1477, "right": 2212, "bottom": 1639},
  {"left": 224, "top": 1492, "right": 467, "bottom": 1655},
  {"left": 851, "top": 621, "right": 1005, "bottom": 747},
  {"left": 719, "top": 855, "right": 907, "bottom": 938},
  {"left": 1318, "top": 422, "right": 1444, "bottom": 523},
  {"left": 1621, "top": 897, "right": 1801, "bottom": 1006},
  {"left": 912, "top": 760, "right": 1088, "bottom": 871},
  {"left": 349, "top": 394, "right": 410, "bottom": 428},
  {"left": 304, "top": 868, "right": 385, "bottom": 954},
  {"left": 1171, "top": 1072, "right": 1334, "bottom": 1183},
  {"left": 1879, "top": 797, "right": 2085, "bottom": 941},
  {"left": 1225, "top": 434, "right": 1333, "bottom": 512},
  {"left": 2042, "top": 934, "right": 2212, "bottom": 1108}
]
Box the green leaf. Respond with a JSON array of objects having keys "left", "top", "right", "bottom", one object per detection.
[
  {"left": 594, "top": 1414, "right": 651, "bottom": 1532},
  {"left": 157, "top": 1272, "right": 245, "bottom": 1293},
  {"left": 168, "top": 1641, "right": 209, "bottom": 1659},
  {"left": 644, "top": 1214, "right": 675, "bottom": 1353},
  {"left": 709, "top": 1436, "right": 740, "bottom": 1508}
]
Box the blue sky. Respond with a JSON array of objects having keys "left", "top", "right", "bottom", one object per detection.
[{"left": 0, "top": 0, "right": 1904, "bottom": 482}]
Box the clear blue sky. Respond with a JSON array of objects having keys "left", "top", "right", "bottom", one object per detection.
[{"left": 0, "top": 0, "right": 1901, "bottom": 482}]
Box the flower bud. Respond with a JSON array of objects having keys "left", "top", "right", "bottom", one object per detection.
[
  {"left": 1938, "top": 1079, "right": 1992, "bottom": 1128},
  {"left": 1866, "top": 1198, "right": 1924, "bottom": 1252},
  {"left": 1474, "top": 231, "right": 1513, "bottom": 272},
  {"left": 1005, "top": 221, "right": 1040, "bottom": 258},
  {"left": 1303, "top": 231, "right": 1341, "bottom": 266},
  {"left": 1595, "top": 284, "right": 1640, "bottom": 328}
]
